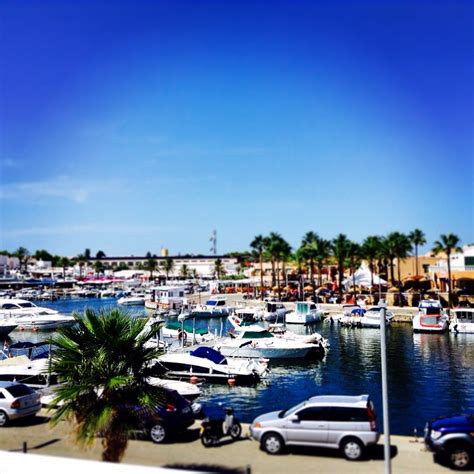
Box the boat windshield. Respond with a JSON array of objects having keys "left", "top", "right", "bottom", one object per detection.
[
  {"left": 241, "top": 330, "right": 274, "bottom": 339},
  {"left": 425, "top": 307, "right": 441, "bottom": 315},
  {"left": 279, "top": 401, "right": 305, "bottom": 418},
  {"left": 421, "top": 316, "right": 439, "bottom": 325},
  {"left": 18, "top": 302, "right": 36, "bottom": 308}
]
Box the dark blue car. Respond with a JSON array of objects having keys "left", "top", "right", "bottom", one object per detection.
[
  {"left": 135, "top": 388, "right": 195, "bottom": 443},
  {"left": 425, "top": 413, "right": 474, "bottom": 470}
]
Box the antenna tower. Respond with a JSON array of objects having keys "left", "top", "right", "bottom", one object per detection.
[{"left": 209, "top": 229, "right": 217, "bottom": 255}]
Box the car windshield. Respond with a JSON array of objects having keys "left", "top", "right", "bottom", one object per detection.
[
  {"left": 279, "top": 401, "right": 305, "bottom": 418},
  {"left": 6, "top": 384, "right": 35, "bottom": 397}
]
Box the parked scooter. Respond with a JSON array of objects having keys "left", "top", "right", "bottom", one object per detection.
[{"left": 200, "top": 407, "right": 242, "bottom": 447}]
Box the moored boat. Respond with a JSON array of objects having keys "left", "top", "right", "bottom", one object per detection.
[
  {"left": 413, "top": 299, "right": 448, "bottom": 333},
  {"left": 449, "top": 308, "right": 474, "bottom": 334},
  {"left": 285, "top": 301, "right": 322, "bottom": 325}
]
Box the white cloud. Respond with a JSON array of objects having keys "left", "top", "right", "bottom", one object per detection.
[{"left": 0, "top": 176, "right": 113, "bottom": 204}]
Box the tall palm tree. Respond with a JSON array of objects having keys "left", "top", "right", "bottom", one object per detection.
[
  {"left": 214, "top": 258, "right": 224, "bottom": 280},
  {"left": 300, "top": 232, "right": 319, "bottom": 300},
  {"left": 315, "top": 238, "right": 332, "bottom": 288},
  {"left": 362, "top": 235, "right": 382, "bottom": 291},
  {"left": 161, "top": 258, "right": 174, "bottom": 281},
  {"left": 50, "top": 308, "right": 164, "bottom": 463},
  {"left": 250, "top": 235, "right": 266, "bottom": 300},
  {"left": 75, "top": 253, "right": 87, "bottom": 280},
  {"left": 332, "top": 234, "right": 351, "bottom": 297},
  {"left": 94, "top": 260, "right": 105, "bottom": 275},
  {"left": 276, "top": 238, "right": 292, "bottom": 300},
  {"left": 432, "top": 234, "right": 462, "bottom": 310},
  {"left": 144, "top": 253, "right": 158, "bottom": 281},
  {"left": 264, "top": 232, "right": 283, "bottom": 288},
  {"left": 180, "top": 264, "right": 190, "bottom": 279},
  {"left": 15, "top": 246, "right": 30, "bottom": 273},
  {"left": 59, "top": 257, "right": 71, "bottom": 280},
  {"left": 408, "top": 229, "right": 426, "bottom": 277},
  {"left": 384, "top": 232, "right": 400, "bottom": 285},
  {"left": 347, "top": 242, "right": 362, "bottom": 300}
]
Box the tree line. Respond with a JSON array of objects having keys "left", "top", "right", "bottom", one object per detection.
[{"left": 250, "top": 230, "right": 462, "bottom": 307}]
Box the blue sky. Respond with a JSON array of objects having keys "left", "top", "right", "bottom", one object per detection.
[{"left": 1, "top": 0, "right": 473, "bottom": 257}]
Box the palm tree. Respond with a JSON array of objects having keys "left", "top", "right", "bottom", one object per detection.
[
  {"left": 332, "top": 234, "right": 351, "bottom": 297},
  {"left": 180, "top": 264, "right": 190, "bottom": 279},
  {"left": 408, "top": 229, "right": 426, "bottom": 277},
  {"left": 96, "top": 250, "right": 106, "bottom": 259},
  {"left": 384, "top": 232, "right": 399, "bottom": 285},
  {"left": 347, "top": 242, "right": 362, "bottom": 301},
  {"left": 432, "top": 234, "right": 462, "bottom": 310},
  {"left": 75, "top": 253, "right": 87, "bottom": 280},
  {"left": 250, "top": 235, "right": 266, "bottom": 300},
  {"left": 144, "top": 253, "right": 158, "bottom": 281},
  {"left": 94, "top": 260, "right": 105, "bottom": 275},
  {"left": 50, "top": 308, "right": 164, "bottom": 462},
  {"left": 15, "top": 246, "right": 30, "bottom": 273},
  {"left": 362, "top": 235, "right": 382, "bottom": 291},
  {"left": 264, "top": 232, "right": 283, "bottom": 287},
  {"left": 214, "top": 258, "right": 224, "bottom": 280},
  {"left": 300, "top": 232, "right": 319, "bottom": 300},
  {"left": 276, "top": 238, "right": 292, "bottom": 300},
  {"left": 315, "top": 238, "right": 332, "bottom": 288},
  {"left": 161, "top": 258, "right": 174, "bottom": 281},
  {"left": 59, "top": 257, "right": 71, "bottom": 280}
]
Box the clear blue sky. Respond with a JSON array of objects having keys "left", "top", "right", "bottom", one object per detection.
[{"left": 1, "top": 0, "right": 473, "bottom": 257}]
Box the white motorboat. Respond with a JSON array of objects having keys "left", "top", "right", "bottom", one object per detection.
[
  {"left": 259, "top": 301, "right": 287, "bottom": 322},
  {"left": 0, "top": 320, "right": 18, "bottom": 337},
  {"left": 413, "top": 299, "right": 448, "bottom": 333},
  {"left": 147, "top": 377, "right": 201, "bottom": 401},
  {"left": 118, "top": 293, "right": 146, "bottom": 306},
  {"left": 100, "top": 289, "right": 116, "bottom": 298},
  {"left": 324, "top": 304, "right": 361, "bottom": 325},
  {"left": 189, "top": 295, "right": 230, "bottom": 318},
  {"left": 285, "top": 302, "right": 322, "bottom": 325},
  {"left": 0, "top": 356, "right": 56, "bottom": 389},
  {"left": 216, "top": 322, "right": 327, "bottom": 360},
  {"left": 0, "top": 298, "right": 75, "bottom": 330},
  {"left": 449, "top": 308, "right": 474, "bottom": 334},
  {"left": 359, "top": 307, "right": 394, "bottom": 328},
  {"left": 146, "top": 286, "right": 188, "bottom": 312},
  {"left": 154, "top": 346, "right": 269, "bottom": 385}
]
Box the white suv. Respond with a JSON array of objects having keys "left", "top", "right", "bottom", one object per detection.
[
  {"left": 0, "top": 381, "right": 42, "bottom": 426},
  {"left": 250, "top": 394, "right": 379, "bottom": 460}
]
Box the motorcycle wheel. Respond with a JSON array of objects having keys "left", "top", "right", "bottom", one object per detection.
[
  {"left": 201, "top": 433, "right": 216, "bottom": 447},
  {"left": 229, "top": 422, "right": 242, "bottom": 440}
]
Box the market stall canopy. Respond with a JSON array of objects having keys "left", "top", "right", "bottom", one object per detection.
[{"left": 342, "top": 265, "right": 387, "bottom": 289}]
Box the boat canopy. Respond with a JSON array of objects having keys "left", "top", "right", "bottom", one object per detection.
[
  {"left": 190, "top": 346, "right": 226, "bottom": 364},
  {"left": 166, "top": 321, "right": 208, "bottom": 335},
  {"left": 351, "top": 308, "right": 366, "bottom": 315}
]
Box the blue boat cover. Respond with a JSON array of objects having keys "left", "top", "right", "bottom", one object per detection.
[
  {"left": 190, "top": 346, "right": 226, "bottom": 364},
  {"left": 351, "top": 308, "right": 366, "bottom": 315}
]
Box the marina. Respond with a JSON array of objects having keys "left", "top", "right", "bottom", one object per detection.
[{"left": 4, "top": 296, "right": 473, "bottom": 437}]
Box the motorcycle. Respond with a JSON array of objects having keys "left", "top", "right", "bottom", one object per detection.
[{"left": 200, "top": 407, "right": 242, "bottom": 447}]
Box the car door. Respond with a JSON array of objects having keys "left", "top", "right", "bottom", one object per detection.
[{"left": 285, "top": 406, "right": 330, "bottom": 445}]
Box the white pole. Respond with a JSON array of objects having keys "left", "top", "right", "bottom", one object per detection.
[{"left": 380, "top": 300, "right": 391, "bottom": 474}]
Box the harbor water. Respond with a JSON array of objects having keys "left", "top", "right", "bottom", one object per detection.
[{"left": 8, "top": 297, "right": 474, "bottom": 436}]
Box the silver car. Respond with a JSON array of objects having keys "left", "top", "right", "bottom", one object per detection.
[
  {"left": 0, "top": 381, "right": 42, "bottom": 426},
  {"left": 250, "top": 394, "right": 379, "bottom": 460}
]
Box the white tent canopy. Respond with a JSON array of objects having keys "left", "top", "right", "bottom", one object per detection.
[{"left": 342, "top": 265, "right": 387, "bottom": 289}]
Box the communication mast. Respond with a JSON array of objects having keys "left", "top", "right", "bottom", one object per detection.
[{"left": 209, "top": 229, "right": 217, "bottom": 255}]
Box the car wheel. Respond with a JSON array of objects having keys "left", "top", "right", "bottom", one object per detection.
[
  {"left": 446, "top": 444, "right": 472, "bottom": 470},
  {"left": 261, "top": 432, "right": 284, "bottom": 455},
  {"left": 150, "top": 423, "right": 167, "bottom": 444},
  {"left": 341, "top": 437, "right": 364, "bottom": 460},
  {"left": 229, "top": 422, "right": 242, "bottom": 440},
  {"left": 0, "top": 411, "right": 8, "bottom": 427}
]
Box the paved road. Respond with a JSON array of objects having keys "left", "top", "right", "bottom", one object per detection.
[{"left": 0, "top": 412, "right": 453, "bottom": 473}]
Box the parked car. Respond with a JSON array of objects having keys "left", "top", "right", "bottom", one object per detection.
[
  {"left": 0, "top": 381, "right": 42, "bottom": 426},
  {"left": 425, "top": 413, "right": 474, "bottom": 470},
  {"left": 250, "top": 394, "right": 379, "bottom": 460},
  {"left": 134, "top": 387, "right": 195, "bottom": 443}
]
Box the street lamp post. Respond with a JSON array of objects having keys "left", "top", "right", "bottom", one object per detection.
[{"left": 380, "top": 300, "right": 391, "bottom": 474}]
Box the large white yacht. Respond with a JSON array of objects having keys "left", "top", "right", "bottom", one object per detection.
[
  {"left": 412, "top": 299, "right": 448, "bottom": 333},
  {"left": 189, "top": 295, "right": 230, "bottom": 318},
  {"left": 285, "top": 302, "right": 322, "bottom": 325},
  {"left": 0, "top": 298, "right": 75, "bottom": 330},
  {"left": 117, "top": 293, "right": 146, "bottom": 306},
  {"left": 449, "top": 308, "right": 474, "bottom": 334}
]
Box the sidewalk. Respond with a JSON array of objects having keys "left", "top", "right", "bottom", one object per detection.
[{"left": 0, "top": 412, "right": 451, "bottom": 473}]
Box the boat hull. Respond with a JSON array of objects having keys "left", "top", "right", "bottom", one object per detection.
[
  {"left": 217, "top": 345, "right": 319, "bottom": 360},
  {"left": 449, "top": 322, "right": 474, "bottom": 334}
]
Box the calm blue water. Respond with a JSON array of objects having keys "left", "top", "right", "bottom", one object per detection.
[{"left": 9, "top": 298, "right": 474, "bottom": 435}]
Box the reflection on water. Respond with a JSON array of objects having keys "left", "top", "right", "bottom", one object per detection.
[{"left": 7, "top": 298, "right": 474, "bottom": 435}]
